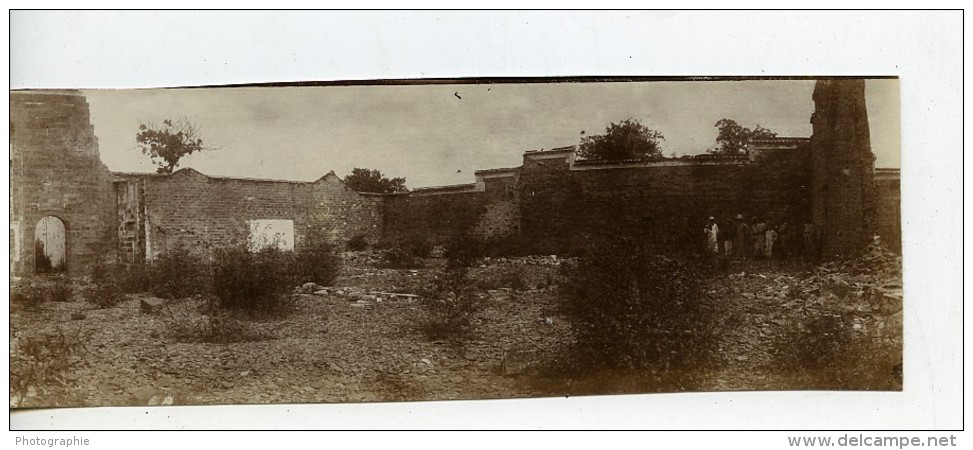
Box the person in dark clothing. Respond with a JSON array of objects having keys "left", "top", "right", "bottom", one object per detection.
[{"left": 720, "top": 217, "right": 736, "bottom": 257}]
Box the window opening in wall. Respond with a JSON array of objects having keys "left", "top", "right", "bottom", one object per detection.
[
  {"left": 247, "top": 219, "right": 295, "bottom": 252},
  {"left": 35, "top": 216, "right": 66, "bottom": 273}
]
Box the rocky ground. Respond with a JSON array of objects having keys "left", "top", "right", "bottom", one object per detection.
[{"left": 9, "top": 243, "right": 902, "bottom": 408}]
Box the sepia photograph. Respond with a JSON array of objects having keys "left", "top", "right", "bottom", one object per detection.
[
  {"left": 9, "top": 77, "right": 903, "bottom": 408},
  {"left": 7, "top": 10, "right": 963, "bottom": 437}
]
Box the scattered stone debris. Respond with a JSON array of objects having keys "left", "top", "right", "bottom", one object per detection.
[{"left": 139, "top": 297, "right": 165, "bottom": 314}]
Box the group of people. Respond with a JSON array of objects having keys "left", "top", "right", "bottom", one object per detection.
[{"left": 703, "top": 215, "right": 811, "bottom": 262}]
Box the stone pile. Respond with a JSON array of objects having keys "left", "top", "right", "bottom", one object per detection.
[{"left": 299, "top": 282, "right": 420, "bottom": 305}]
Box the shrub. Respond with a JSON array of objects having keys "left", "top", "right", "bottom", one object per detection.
[
  {"left": 402, "top": 235, "right": 433, "bottom": 258},
  {"left": 290, "top": 236, "right": 341, "bottom": 287},
  {"left": 148, "top": 245, "right": 210, "bottom": 299},
  {"left": 11, "top": 282, "right": 45, "bottom": 311},
  {"left": 560, "top": 233, "right": 716, "bottom": 375},
  {"left": 11, "top": 276, "right": 74, "bottom": 309},
  {"left": 87, "top": 259, "right": 126, "bottom": 308},
  {"left": 443, "top": 235, "right": 482, "bottom": 269},
  {"left": 200, "top": 309, "right": 273, "bottom": 343},
  {"left": 116, "top": 263, "right": 152, "bottom": 294},
  {"left": 10, "top": 325, "right": 89, "bottom": 405},
  {"left": 419, "top": 266, "right": 483, "bottom": 340},
  {"left": 164, "top": 298, "right": 272, "bottom": 344},
  {"left": 347, "top": 234, "right": 369, "bottom": 251},
  {"left": 210, "top": 244, "right": 294, "bottom": 315},
  {"left": 48, "top": 275, "right": 75, "bottom": 302}
]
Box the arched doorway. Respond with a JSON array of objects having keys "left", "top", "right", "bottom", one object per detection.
[{"left": 35, "top": 216, "right": 66, "bottom": 273}]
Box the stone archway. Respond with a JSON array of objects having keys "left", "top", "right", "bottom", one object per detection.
[{"left": 35, "top": 216, "right": 66, "bottom": 273}]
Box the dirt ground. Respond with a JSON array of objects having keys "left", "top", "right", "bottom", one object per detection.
[{"left": 9, "top": 250, "right": 903, "bottom": 408}]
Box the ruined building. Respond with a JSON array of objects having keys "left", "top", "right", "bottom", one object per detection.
[
  {"left": 9, "top": 81, "right": 900, "bottom": 274},
  {"left": 10, "top": 91, "right": 117, "bottom": 274}
]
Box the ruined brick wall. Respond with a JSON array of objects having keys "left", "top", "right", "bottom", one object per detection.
[
  {"left": 308, "top": 173, "right": 383, "bottom": 246},
  {"left": 381, "top": 191, "right": 491, "bottom": 245},
  {"left": 810, "top": 79, "right": 877, "bottom": 257},
  {"left": 115, "top": 169, "right": 382, "bottom": 260},
  {"left": 379, "top": 171, "right": 521, "bottom": 246},
  {"left": 874, "top": 169, "right": 901, "bottom": 253},
  {"left": 10, "top": 91, "right": 117, "bottom": 274},
  {"left": 519, "top": 150, "right": 811, "bottom": 253}
]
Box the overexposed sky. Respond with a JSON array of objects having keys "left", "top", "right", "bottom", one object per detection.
[{"left": 84, "top": 79, "right": 899, "bottom": 188}]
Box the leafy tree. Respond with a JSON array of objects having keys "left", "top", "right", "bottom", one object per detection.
[
  {"left": 344, "top": 168, "right": 408, "bottom": 193},
  {"left": 136, "top": 118, "right": 216, "bottom": 174},
  {"left": 710, "top": 118, "right": 778, "bottom": 155},
  {"left": 577, "top": 118, "right": 665, "bottom": 161}
]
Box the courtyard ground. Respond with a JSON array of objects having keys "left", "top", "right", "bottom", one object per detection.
[{"left": 10, "top": 247, "right": 902, "bottom": 408}]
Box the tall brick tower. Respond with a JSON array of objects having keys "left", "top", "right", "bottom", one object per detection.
[{"left": 809, "top": 79, "right": 877, "bottom": 258}]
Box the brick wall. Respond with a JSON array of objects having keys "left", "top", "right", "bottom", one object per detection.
[
  {"left": 10, "top": 91, "right": 117, "bottom": 274},
  {"left": 519, "top": 148, "right": 811, "bottom": 253},
  {"left": 875, "top": 169, "right": 901, "bottom": 253},
  {"left": 381, "top": 191, "right": 490, "bottom": 245},
  {"left": 308, "top": 173, "right": 384, "bottom": 246},
  {"left": 115, "top": 169, "right": 382, "bottom": 260}
]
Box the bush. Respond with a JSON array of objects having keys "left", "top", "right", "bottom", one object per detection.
[
  {"left": 210, "top": 244, "right": 295, "bottom": 315},
  {"left": 402, "top": 236, "right": 433, "bottom": 258},
  {"left": 11, "top": 276, "right": 75, "bottom": 310},
  {"left": 10, "top": 325, "right": 89, "bottom": 405},
  {"left": 290, "top": 236, "right": 341, "bottom": 287},
  {"left": 87, "top": 259, "right": 126, "bottom": 308},
  {"left": 48, "top": 275, "right": 75, "bottom": 302},
  {"left": 561, "top": 233, "right": 716, "bottom": 374},
  {"left": 419, "top": 266, "right": 483, "bottom": 340},
  {"left": 164, "top": 298, "right": 272, "bottom": 343},
  {"left": 11, "top": 282, "right": 45, "bottom": 311},
  {"left": 116, "top": 263, "right": 152, "bottom": 294},
  {"left": 443, "top": 235, "right": 482, "bottom": 269},
  {"left": 347, "top": 234, "right": 369, "bottom": 251},
  {"left": 149, "top": 245, "right": 210, "bottom": 299}
]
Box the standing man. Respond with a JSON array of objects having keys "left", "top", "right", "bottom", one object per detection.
[
  {"left": 721, "top": 217, "right": 736, "bottom": 258},
  {"left": 765, "top": 223, "right": 778, "bottom": 259},
  {"left": 752, "top": 216, "right": 766, "bottom": 259},
  {"left": 704, "top": 217, "right": 720, "bottom": 256},
  {"left": 735, "top": 214, "right": 751, "bottom": 260}
]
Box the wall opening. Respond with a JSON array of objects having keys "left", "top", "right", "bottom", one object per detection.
[
  {"left": 247, "top": 219, "right": 295, "bottom": 252},
  {"left": 35, "top": 216, "right": 66, "bottom": 273}
]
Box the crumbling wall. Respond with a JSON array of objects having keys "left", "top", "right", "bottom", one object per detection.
[
  {"left": 114, "top": 168, "right": 383, "bottom": 259},
  {"left": 308, "top": 173, "right": 384, "bottom": 246},
  {"left": 810, "top": 79, "right": 877, "bottom": 257},
  {"left": 10, "top": 91, "right": 117, "bottom": 274},
  {"left": 874, "top": 169, "right": 901, "bottom": 253},
  {"left": 381, "top": 191, "right": 491, "bottom": 245},
  {"left": 518, "top": 149, "right": 811, "bottom": 253}
]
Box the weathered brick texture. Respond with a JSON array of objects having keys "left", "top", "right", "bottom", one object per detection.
[
  {"left": 10, "top": 91, "right": 117, "bottom": 274},
  {"left": 874, "top": 169, "right": 901, "bottom": 253},
  {"left": 810, "top": 79, "right": 878, "bottom": 257},
  {"left": 114, "top": 169, "right": 382, "bottom": 260}
]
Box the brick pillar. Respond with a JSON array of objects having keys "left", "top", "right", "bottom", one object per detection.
[{"left": 810, "top": 79, "right": 877, "bottom": 258}]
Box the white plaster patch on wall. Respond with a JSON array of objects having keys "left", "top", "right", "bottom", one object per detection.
[{"left": 247, "top": 219, "right": 294, "bottom": 252}]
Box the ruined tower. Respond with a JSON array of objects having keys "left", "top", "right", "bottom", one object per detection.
[
  {"left": 9, "top": 90, "right": 117, "bottom": 274},
  {"left": 810, "top": 79, "right": 877, "bottom": 257}
]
